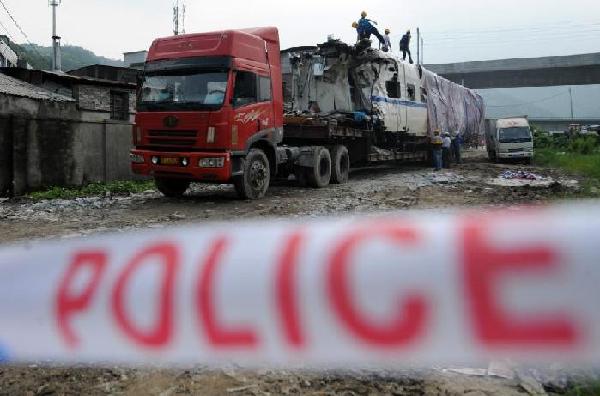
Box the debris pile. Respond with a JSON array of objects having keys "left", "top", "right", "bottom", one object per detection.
[
  {"left": 499, "top": 170, "right": 544, "bottom": 181},
  {"left": 489, "top": 169, "right": 579, "bottom": 189}
]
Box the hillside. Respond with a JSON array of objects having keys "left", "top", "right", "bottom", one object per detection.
[{"left": 12, "top": 43, "right": 124, "bottom": 71}]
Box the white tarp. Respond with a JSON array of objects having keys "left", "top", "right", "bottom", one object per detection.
[{"left": 423, "top": 68, "right": 486, "bottom": 142}]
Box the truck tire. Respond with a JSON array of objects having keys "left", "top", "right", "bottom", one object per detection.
[
  {"left": 155, "top": 178, "right": 190, "bottom": 198},
  {"left": 233, "top": 148, "right": 270, "bottom": 200},
  {"left": 330, "top": 145, "right": 349, "bottom": 184},
  {"left": 307, "top": 146, "right": 332, "bottom": 188}
]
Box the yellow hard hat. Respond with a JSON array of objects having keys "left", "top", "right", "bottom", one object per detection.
[
  {"left": 361, "top": 11, "right": 367, "bottom": 17},
  {"left": 352, "top": 21, "right": 358, "bottom": 28}
]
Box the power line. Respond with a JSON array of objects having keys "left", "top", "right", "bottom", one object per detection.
[
  {"left": 389, "top": 21, "right": 600, "bottom": 41},
  {"left": 486, "top": 91, "right": 570, "bottom": 108},
  {"left": 0, "top": 15, "right": 46, "bottom": 66},
  {"left": 425, "top": 21, "right": 600, "bottom": 37},
  {"left": 0, "top": 17, "right": 15, "bottom": 42},
  {"left": 424, "top": 29, "right": 600, "bottom": 44},
  {"left": 0, "top": 0, "right": 44, "bottom": 58},
  {"left": 0, "top": 0, "right": 32, "bottom": 43}
]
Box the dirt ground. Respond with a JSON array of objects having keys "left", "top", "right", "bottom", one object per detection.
[
  {"left": 0, "top": 149, "right": 598, "bottom": 395},
  {"left": 0, "top": 149, "right": 588, "bottom": 244}
]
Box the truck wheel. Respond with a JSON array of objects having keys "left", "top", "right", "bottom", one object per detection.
[
  {"left": 307, "top": 146, "right": 332, "bottom": 188},
  {"left": 155, "top": 178, "right": 190, "bottom": 198},
  {"left": 233, "top": 148, "right": 270, "bottom": 200},
  {"left": 330, "top": 145, "right": 349, "bottom": 184}
]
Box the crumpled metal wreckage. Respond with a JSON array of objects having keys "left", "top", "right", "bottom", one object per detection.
[{"left": 284, "top": 40, "right": 485, "bottom": 144}]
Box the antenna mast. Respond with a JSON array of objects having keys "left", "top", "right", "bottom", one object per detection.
[
  {"left": 49, "top": 0, "right": 61, "bottom": 70},
  {"left": 173, "top": 0, "right": 185, "bottom": 35}
]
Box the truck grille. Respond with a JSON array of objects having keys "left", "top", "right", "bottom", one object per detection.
[
  {"left": 147, "top": 130, "right": 198, "bottom": 147},
  {"left": 508, "top": 148, "right": 524, "bottom": 152}
]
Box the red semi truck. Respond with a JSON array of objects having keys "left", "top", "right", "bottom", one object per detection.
[{"left": 131, "top": 27, "right": 481, "bottom": 199}]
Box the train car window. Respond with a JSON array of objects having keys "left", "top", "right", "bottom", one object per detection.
[
  {"left": 233, "top": 71, "right": 258, "bottom": 107},
  {"left": 407, "top": 84, "right": 416, "bottom": 101},
  {"left": 421, "top": 88, "right": 428, "bottom": 103},
  {"left": 386, "top": 81, "right": 401, "bottom": 99},
  {"left": 258, "top": 76, "right": 272, "bottom": 102}
]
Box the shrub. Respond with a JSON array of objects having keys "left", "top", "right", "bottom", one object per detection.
[{"left": 568, "top": 136, "right": 599, "bottom": 155}]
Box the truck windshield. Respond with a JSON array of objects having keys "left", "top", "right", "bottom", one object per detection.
[
  {"left": 138, "top": 71, "right": 228, "bottom": 111},
  {"left": 498, "top": 127, "right": 532, "bottom": 143}
]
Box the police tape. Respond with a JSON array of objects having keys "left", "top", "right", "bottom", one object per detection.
[{"left": 1, "top": 203, "right": 600, "bottom": 367}]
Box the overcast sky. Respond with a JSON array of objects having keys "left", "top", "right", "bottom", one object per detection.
[{"left": 1, "top": 0, "right": 599, "bottom": 64}]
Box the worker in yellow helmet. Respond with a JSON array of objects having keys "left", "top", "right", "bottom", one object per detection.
[
  {"left": 355, "top": 11, "right": 385, "bottom": 48},
  {"left": 383, "top": 28, "right": 392, "bottom": 52},
  {"left": 352, "top": 21, "right": 360, "bottom": 42}
]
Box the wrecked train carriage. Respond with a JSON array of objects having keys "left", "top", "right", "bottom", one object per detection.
[{"left": 282, "top": 42, "right": 485, "bottom": 164}]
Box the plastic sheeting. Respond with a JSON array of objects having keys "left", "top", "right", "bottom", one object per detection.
[{"left": 422, "top": 69, "right": 485, "bottom": 142}]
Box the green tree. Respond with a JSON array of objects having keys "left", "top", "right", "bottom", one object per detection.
[{"left": 14, "top": 43, "right": 124, "bottom": 71}]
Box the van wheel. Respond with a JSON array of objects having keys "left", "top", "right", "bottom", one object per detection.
[
  {"left": 307, "top": 146, "right": 332, "bottom": 188},
  {"left": 234, "top": 149, "right": 270, "bottom": 200},
  {"left": 155, "top": 178, "right": 190, "bottom": 198},
  {"left": 330, "top": 145, "right": 350, "bottom": 184}
]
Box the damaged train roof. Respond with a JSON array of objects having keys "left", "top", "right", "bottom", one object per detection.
[{"left": 282, "top": 39, "right": 485, "bottom": 141}]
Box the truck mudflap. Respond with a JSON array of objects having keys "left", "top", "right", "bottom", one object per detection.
[{"left": 130, "top": 149, "right": 233, "bottom": 183}]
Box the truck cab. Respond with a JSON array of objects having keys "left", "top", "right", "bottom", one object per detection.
[
  {"left": 131, "top": 27, "right": 284, "bottom": 199},
  {"left": 485, "top": 117, "right": 534, "bottom": 163}
]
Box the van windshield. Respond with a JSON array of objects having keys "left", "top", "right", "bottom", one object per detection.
[
  {"left": 498, "top": 127, "right": 532, "bottom": 143},
  {"left": 138, "top": 71, "right": 228, "bottom": 111}
]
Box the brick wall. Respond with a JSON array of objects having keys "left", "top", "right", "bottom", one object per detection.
[
  {"left": 75, "top": 84, "right": 136, "bottom": 123},
  {"left": 76, "top": 84, "right": 136, "bottom": 115}
]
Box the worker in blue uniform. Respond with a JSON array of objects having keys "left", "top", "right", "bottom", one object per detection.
[{"left": 353, "top": 11, "right": 386, "bottom": 48}]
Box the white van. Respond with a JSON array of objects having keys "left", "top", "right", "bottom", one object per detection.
[{"left": 485, "top": 117, "right": 534, "bottom": 163}]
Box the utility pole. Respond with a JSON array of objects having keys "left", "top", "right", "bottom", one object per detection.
[
  {"left": 420, "top": 35, "right": 424, "bottom": 64},
  {"left": 416, "top": 27, "right": 420, "bottom": 65},
  {"left": 49, "top": 0, "right": 61, "bottom": 71},
  {"left": 569, "top": 87, "right": 574, "bottom": 119},
  {"left": 173, "top": 0, "right": 186, "bottom": 35}
]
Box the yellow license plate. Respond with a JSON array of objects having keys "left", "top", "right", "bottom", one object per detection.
[{"left": 161, "top": 157, "right": 179, "bottom": 166}]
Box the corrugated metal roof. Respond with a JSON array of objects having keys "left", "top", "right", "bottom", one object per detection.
[{"left": 0, "top": 72, "right": 75, "bottom": 102}]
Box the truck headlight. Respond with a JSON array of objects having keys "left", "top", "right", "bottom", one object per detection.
[
  {"left": 151, "top": 156, "right": 159, "bottom": 165},
  {"left": 198, "top": 157, "right": 225, "bottom": 168},
  {"left": 130, "top": 153, "right": 145, "bottom": 164}
]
